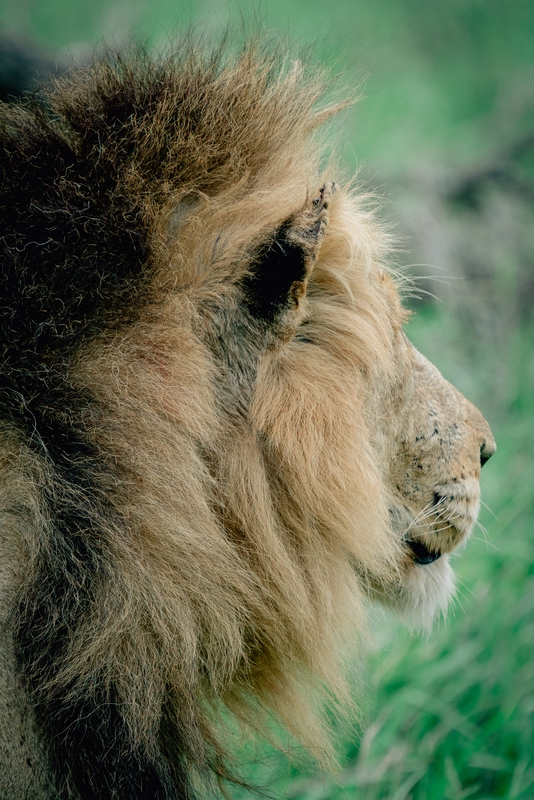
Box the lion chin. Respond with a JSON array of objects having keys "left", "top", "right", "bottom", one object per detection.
[{"left": 0, "top": 37, "right": 495, "bottom": 800}]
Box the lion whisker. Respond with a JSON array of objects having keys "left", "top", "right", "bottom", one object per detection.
[{"left": 479, "top": 499, "right": 499, "bottom": 521}]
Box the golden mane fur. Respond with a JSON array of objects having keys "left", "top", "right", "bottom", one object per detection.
[{"left": 0, "top": 38, "right": 495, "bottom": 799}]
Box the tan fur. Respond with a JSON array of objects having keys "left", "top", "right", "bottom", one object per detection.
[
  {"left": 0, "top": 41, "right": 495, "bottom": 795},
  {"left": 69, "top": 185, "right": 494, "bottom": 764}
]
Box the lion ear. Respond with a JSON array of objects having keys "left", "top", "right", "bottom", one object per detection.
[{"left": 242, "top": 182, "right": 335, "bottom": 329}]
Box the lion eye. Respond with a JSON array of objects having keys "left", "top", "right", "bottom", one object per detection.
[{"left": 294, "top": 321, "right": 314, "bottom": 344}]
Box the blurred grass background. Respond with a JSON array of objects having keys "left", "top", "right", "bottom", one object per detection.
[{"left": 0, "top": 1, "right": 532, "bottom": 798}]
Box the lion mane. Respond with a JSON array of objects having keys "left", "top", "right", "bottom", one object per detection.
[{"left": 0, "top": 38, "right": 494, "bottom": 800}]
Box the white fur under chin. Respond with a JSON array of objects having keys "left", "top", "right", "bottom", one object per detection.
[{"left": 398, "top": 555, "right": 456, "bottom": 633}]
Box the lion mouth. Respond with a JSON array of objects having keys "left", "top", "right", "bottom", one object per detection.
[
  {"left": 390, "top": 482, "right": 480, "bottom": 565},
  {"left": 405, "top": 538, "right": 442, "bottom": 565},
  {"left": 389, "top": 505, "right": 443, "bottom": 565}
]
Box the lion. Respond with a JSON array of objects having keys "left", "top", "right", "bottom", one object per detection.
[{"left": 0, "top": 39, "right": 495, "bottom": 800}]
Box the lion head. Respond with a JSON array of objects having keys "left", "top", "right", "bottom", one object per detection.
[{"left": 0, "top": 40, "right": 494, "bottom": 799}]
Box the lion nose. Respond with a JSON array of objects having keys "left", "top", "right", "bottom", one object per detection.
[{"left": 480, "top": 440, "right": 496, "bottom": 467}]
